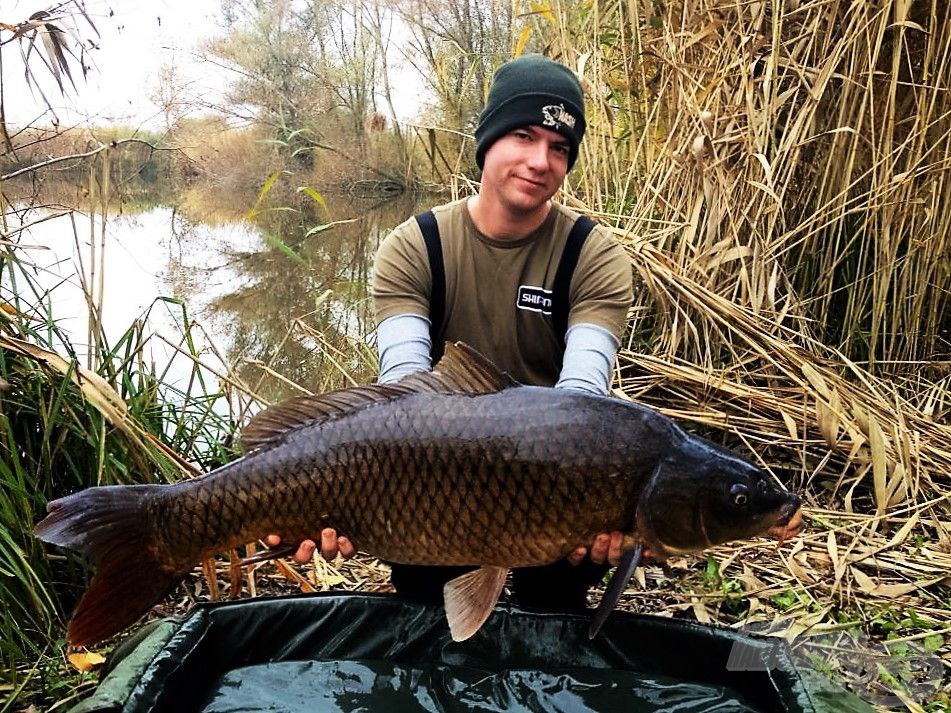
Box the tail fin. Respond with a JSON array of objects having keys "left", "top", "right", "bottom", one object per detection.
[{"left": 35, "top": 485, "right": 188, "bottom": 646}]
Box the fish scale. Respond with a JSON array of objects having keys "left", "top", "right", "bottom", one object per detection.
[{"left": 151, "top": 389, "right": 635, "bottom": 568}]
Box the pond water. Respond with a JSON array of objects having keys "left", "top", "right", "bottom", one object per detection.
[{"left": 3, "top": 186, "right": 422, "bottom": 403}]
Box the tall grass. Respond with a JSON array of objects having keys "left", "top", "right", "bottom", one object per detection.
[{"left": 0, "top": 210, "right": 246, "bottom": 699}]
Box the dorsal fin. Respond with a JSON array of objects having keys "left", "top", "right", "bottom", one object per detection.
[
  {"left": 239, "top": 385, "right": 410, "bottom": 452},
  {"left": 240, "top": 342, "right": 519, "bottom": 452},
  {"left": 403, "top": 342, "right": 519, "bottom": 393}
]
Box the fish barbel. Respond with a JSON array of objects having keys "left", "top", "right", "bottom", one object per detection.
[{"left": 35, "top": 343, "right": 802, "bottom": 646}]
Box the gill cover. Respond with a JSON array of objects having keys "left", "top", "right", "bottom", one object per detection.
[{"left": 638, "top": 435, "right": 798, "bottom": 555}]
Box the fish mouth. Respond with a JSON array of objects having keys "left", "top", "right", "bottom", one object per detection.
[{"left": 766, "top": 503, "right": 803, "bottom": 546}]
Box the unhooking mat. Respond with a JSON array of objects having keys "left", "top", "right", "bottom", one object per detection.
[{"left": 70, "top": 592, "right": 874, "bottom": 713}]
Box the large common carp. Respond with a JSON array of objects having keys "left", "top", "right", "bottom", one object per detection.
[{"left": 36, "top": 343, "right": 802, "bottom": 647}]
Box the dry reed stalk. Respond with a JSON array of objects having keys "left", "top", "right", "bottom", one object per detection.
[{"left": 540, "top": 0, "right": 951, "bottom": 368}]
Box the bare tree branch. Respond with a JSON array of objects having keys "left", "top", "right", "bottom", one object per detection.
[{"left": 2, "top": 137, "right": 169, "bottom": 181}]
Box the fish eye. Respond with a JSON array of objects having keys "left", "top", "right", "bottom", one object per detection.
[{"left": 730, "top": 483, "right": 749, "bottom": 506}]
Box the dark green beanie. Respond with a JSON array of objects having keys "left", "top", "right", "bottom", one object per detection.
[{"left": 475, "top": 54, "right": 586, "bottom": 171}]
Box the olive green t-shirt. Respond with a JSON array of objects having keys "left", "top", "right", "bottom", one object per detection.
[{"left": 372, "top": 198, "right": 632, "bottom": 386}]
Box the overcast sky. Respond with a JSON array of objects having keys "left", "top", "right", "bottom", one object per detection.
[
  {"left": 2, "top": 0, "right": 419, "bottom": 129},
  {"left": 2, "top": 1, "right": 224, "bottom": 126}
]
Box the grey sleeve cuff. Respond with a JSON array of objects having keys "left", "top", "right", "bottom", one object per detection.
[
  {"left": 555, "top": 323, "right": 620, "bottom": 395},
  {"left": 377, "top": 314, "right": 433, "bottom": 383}
]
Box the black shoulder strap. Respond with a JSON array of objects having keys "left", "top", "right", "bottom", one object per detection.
[
  {"left": 415, "top": 210, "right": 446, "bottom": 363},
  {"left": 552, "top": 215, "right": 597, "bottom": 346}
]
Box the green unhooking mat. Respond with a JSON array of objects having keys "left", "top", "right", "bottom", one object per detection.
[{"left": 71, "top": 593, "right": 873, "bottom": 713}]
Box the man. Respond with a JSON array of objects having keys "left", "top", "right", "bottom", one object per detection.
[{"left": 269, "top": 54, "right": 634, "bottom": 612}]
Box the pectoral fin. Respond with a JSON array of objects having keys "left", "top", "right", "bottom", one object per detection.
[
  {"left": 443, "top": 566, "right": 508, "bottom": 642},
  {"left": 588, "top": 544, "right": 643, "bottom": 639}
]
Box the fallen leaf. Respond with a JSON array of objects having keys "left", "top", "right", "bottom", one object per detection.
[
  {"left": 886, "top": 462, "right": 907, "bottom": 508},
  {"left": 780, "top": 411, "right": 798, "bottom": 440},
  {"left": 816, "top": 400, "right": 834, "bottom": 446},
  {"left": 320, "top": 573, "right": 345, "bottom": 587},
  {"left": 691, "top": 598, "right": 711, "bottom": 624},
  {"left": 801, "top": 362, "right": 831, "bottom": 399},
  {"left": 850, "top": 566, "right": 920, "bottom": 597},
  {"left": 867, "top": 415, "right": 889, "bottom": 515},
  {"left": 738, "top": 563, "right": 767, "bottom": 592},
  {"left": 788, "top": 555, "right": 815, "bottom": 584},
  {"left": 634, "top": 567, "right": 646, "bottom": 589},
  {"left": 666, "top": 558, "right": 690, "bottom": 571},
  {"left": 68, "top": 651, "right": 106, "bottom": 672},
  {"left": 827, "top": 531, "right": 843, "bottom": 581},
  {"left": 782, "top": 606, "right": 831, "bottom": 640}
]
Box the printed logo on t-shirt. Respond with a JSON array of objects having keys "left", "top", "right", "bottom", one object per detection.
[{"left": 516, "top": 285, "right": 553, "bottom": 314}]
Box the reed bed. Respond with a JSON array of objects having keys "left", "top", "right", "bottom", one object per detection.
[{"left": 0, "top": 205, "right": 249, "bottom": 703}]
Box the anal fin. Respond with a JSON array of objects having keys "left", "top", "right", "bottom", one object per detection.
[
  {"left": 588, "top": 544, "right": 643, "bottom": 639},
  {"left": 443, "top": 566, "right": 508, "bottom": 642}
]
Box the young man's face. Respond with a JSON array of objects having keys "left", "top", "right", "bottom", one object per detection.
[{"left": 480, "top": 125, "right": 570, "bottom": 215}]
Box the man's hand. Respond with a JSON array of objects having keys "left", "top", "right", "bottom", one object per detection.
[
  {"left": 264, "top": 529, "right": 354, "bottom": 564},
  {"left": 568, "top": 531, "right": 623, "bottom": 567}
]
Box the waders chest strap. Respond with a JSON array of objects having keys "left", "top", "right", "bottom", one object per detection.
[
  {"left": 415, "top": 210, "right": 446, "bottom": 363},
  {"left": 551, "top": 215, "right": 596, "bottom": 346}
]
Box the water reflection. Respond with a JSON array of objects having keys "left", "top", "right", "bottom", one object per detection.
[
  {"left": 187, "top": 194, "right": 421, "bottom": 399},
  {"left": 4, "top": 180, "right": 421, "bottom": 403}
]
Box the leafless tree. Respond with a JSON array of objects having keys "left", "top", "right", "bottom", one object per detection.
[{"left": 394, "top": 0, "right": 513, "bottom": 131}]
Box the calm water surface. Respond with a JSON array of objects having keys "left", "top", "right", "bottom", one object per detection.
[{"left": 6, "top": 189, "right": 421, "bottom": 401}]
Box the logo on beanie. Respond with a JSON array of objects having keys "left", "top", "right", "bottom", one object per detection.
[{"left": 541, "top": 104, "right": 576, "bottom": 131}]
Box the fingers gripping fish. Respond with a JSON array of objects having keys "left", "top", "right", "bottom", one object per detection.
[{"left": 35, "top": 343, "right": 802, "bottom": 646}]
